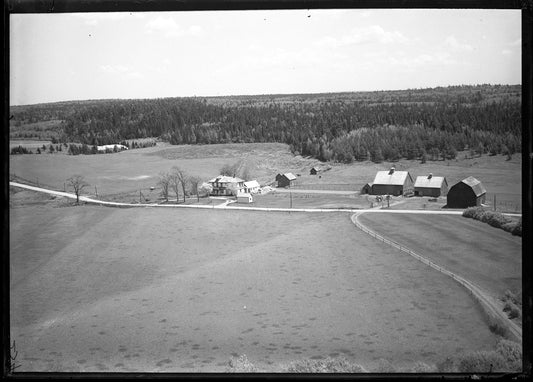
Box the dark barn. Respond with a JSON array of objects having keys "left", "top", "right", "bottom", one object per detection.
[
  {"left": 371, "top": 168, "right": 414, "bottom": 196},
  {"left": 447, "top": 176, "right": 486, "bottom": 208},
  {"left": 277, "top": 173, "right": 297, "bottom": 188},
  {"left": 310, "top": 167, "right": 319, "bottom": 175},
  {"left": 414, "top": 174, "right": 448, "bottom": 197}
]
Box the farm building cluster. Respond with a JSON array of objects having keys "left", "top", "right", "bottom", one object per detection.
[
  {"left": 204, "top": 166, "right": 487, "bottom": 209},
  {"left": 207, "top": 175, "right": 265, "bottom": 204},
  {"left": 361, "top": 167, "right": 486, "bottom": 208}
]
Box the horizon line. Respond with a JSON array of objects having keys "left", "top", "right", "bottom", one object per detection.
[{"left": 10, "top": 83, "right": 522, "bottom": 107}]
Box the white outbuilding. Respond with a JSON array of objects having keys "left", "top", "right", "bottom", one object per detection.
[
  {"left": 243, "top": 180, "right": 260, "bottom": 194},
  {"left": 237, "top": 193, "right": 254, "bottom": 204}
]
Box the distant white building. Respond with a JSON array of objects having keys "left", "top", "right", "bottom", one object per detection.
[
  {"left": 243, "top": 180, "right": 260, "bottom": 194},
  {"left": 97, "top": 144, "right": 128, "bottom": 153}
]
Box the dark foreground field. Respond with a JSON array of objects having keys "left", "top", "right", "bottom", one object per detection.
[{"left": 10, "top": 192, "right": 501, "bottom": 372}]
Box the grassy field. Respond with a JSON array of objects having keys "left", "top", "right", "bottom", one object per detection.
[
  {"left": 357, "top": 213, "right": 522, "bottom": 305},
  {"left": 9, "top": 142, "right": 522, "bottom": 212},
  {"left": 10, "top": 191, "right": 502, "bottom": 372}
]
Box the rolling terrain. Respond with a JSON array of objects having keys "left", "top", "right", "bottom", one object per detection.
[{"left": 10, "top": 193, "right": 501, "bottom": 372}]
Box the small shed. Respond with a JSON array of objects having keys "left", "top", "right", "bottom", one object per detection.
[
  {"left": 361, "top": 183, "right": 373, "bottom": 195},
  {"left": 414, "top": 174, "right": 448, "bottom": 197},
  {"left": 371, "top": 168, "right": 414, "bottom": 196},
  {"left": 310, "top": 167, "right": 320, "bottom": 175},
  {"left": 237, "top": 193, "right": 253, "bottom": 204},
  {"left": 277, "top": 173, "right": 297, "bottom": 188},
  {"left": 447, "top": 176, "right": 486, "bottom": 208}
]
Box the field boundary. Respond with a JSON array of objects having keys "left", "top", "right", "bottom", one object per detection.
[{"left": 351, "top": 212, "right": 522, "bottom": 343}]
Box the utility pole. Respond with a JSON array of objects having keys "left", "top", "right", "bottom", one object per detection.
[
  {"left": 493, "top": 194, "right": 496, "bottom": 211},
  {"left": 95, "top": 185, "right": 98, "bottom": 198},
  {"left": 290, "top": 189, "right": 293, "bottom": 209}
]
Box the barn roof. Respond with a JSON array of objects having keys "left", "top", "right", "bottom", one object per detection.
[
  {"left": 414, "top": 175, "right": 446, "bottom": 189},
  {"left": 208, "top": 175, "right": 244, "bottom": 183},
  {"left": 244, "top": 180, "right": 260, "bottom": 188},
  {"left": 283, "top": 173, "right": 297, "bottom": 180},
  {"left": 459, "top": 176, "right": 486, "bottom": 196},
  {"left": 373, "top": 170, "right": 411, "bottom": 186}
]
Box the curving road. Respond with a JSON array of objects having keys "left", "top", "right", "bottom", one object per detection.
[{"left": 8, "top": 182, "right": 522, "bottom": 217}]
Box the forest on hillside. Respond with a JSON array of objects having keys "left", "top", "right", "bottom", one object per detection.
[{"left": 9, "top": 84, "right": 521, "bottom": 163}]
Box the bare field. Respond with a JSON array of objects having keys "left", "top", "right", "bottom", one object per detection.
[
  {"left": 358, "top": 213, "right": 522, "bottom": 302},
  {"left": 10, "top": 199, "right": 499, "bottom": 372}
]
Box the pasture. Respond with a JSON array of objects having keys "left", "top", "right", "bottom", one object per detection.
[
  {"left": 9, "top": 142, "right": 522, "bottom": 212},
  {"left": 10, "top": 191, "right": 501, "bottom": 372},
  {"left": 358, "top": 213, "right": 522, "bottom": 308}
]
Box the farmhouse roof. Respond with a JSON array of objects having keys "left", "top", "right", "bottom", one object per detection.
[
  {"left": 459, "top": 176, "right": 486, "bottom": 196},
  {"left": 414, "top": 175, "right": 446, "bottom": 189},
  {"left": 283, "top": 173, "right": 297, "bottom": 180},
  {"left": 244, "top": 180, "right": 260, "bottom": 188},
  {"left": 208, "top": 175, "right": 244, "bottom": 183},
  {"left": 373, "top": 170, "right": 411, "bottom": 186}
]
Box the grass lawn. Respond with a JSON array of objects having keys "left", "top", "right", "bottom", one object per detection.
[
  {"left": 229, "top": 191, "right": 371, "bottom": 210},
  {"left": 357, "top": 213, "right": 522, "bottom": 303},
  {"left": 10, "top": 191, "right": 502, "bottom": 372}
]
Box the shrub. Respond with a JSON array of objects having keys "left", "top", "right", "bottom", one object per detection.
[
  {"left": 225, "top": 354, "right": 257, "bottom": 372},
  {"left": 501, "top": 221, "right": 516, "bottom": 233},
  {"left": 436, "top": 357, "right": 458, "bottom": 373},
  {"left": 286, "top": 357, "right": 366, "bottom": 373},
  {"left": 457, "top": 350, "right": 507, "bottom": 372},
  {"left": 503, "top": 299, "right": 521, "bottom": 319},
  {"left": 496, "top": 339, "right": 522, "bottom": 371},
  {"left": 409, "top": 361, "right": 437, "bottom": 373},
  {"left": 488, "top": 317, "right": 509, "bottom": 338},
  {"left": 372, "top": 358, "right": 397, "bottom": 373},
  {"left": 511, "top": 218, "right": 522, "bottom": 236},
  {"left": 486, "top": 213, "right": 511, "bottom": 229},
  {"left": 463, "top": 207, "right": 520, "bottom": 236}
]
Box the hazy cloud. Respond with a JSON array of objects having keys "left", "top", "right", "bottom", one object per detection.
[
  {"left": 145, "top": 16, "right": 203, "bottom": 38},
  {"left": 316, "top": 25, "right": 409, "bottom": 47},
  {"left": 444, "top": 35, "right": 473, "bottom": 52},
  {"left": 74, "top": 13, "right": 144, "bottom": 26},
  {"left": 508, "top": 38, "right": 521, "bottom": 47},
  {"left": 100, "top": 64, "right": 143, "bottom": 79}
]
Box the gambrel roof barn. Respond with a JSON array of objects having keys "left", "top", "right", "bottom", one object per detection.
[{"left": 447, "top": 176, "right": 486, "bottom": 208}]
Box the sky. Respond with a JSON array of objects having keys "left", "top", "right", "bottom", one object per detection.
[{"left": 10, "top": 9, "right": 521, "bottom": 105}]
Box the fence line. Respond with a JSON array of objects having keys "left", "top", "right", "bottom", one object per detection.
[{"left": 351, "top": 213, "right": 522, "bottom": 343}]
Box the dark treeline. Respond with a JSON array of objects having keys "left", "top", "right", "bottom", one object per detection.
[{"left": 10, "top": 85, "right": 521, "bottom": 162}]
